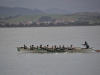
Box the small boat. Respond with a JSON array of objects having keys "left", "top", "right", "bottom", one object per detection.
[{"left": 16, "top": 47, "right": 96, "bottom": 53}]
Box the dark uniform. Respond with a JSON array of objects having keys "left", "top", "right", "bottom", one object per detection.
[{"left": 85, "top": 41, "right": 89, "bottom": 49}]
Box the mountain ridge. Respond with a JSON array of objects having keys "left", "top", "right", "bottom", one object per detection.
[
  {"left": 0, "top": 6, "right": 45, "bottom": 15},
  {"left": 0, "top": 6, "right": 71, "bottom": 15}
]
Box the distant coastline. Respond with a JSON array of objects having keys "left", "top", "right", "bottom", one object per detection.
[
  {"left": 1, "top": 12, "right": 100, "bottom": 27},
  {"left": 0, "top": 24, "right": 100, "bottom": 28}
]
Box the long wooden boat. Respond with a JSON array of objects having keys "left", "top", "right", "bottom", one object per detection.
[{"left": 16, "top": 47, "right": 96, "bottom": 53}]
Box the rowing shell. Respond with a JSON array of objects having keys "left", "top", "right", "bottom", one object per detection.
[{"left": 17, "top": 47, "right": 96, "bottom": 53}]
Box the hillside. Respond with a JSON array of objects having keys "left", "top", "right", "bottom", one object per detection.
[
  {"left": 0, "top": 6, "right": 44, "bottom": 15},
  {"left": 0, "top": 6, "right": 72, "bottom": 15},
  {"left": 5, "top": 14, "right": 72, "bottom": 23},
  {"left": 0, "top": 12, "right": 100, "bottom": 25}
]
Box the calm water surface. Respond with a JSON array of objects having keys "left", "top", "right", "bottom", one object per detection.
[{"left": 0, "top": 26, "right": 100, "bottom": 75}]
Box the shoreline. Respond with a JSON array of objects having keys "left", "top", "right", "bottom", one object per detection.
[{"left": 0, "top": 25, "right": 100, "bottom": 28}]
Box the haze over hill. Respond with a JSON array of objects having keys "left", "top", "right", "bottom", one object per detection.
[
  {"left": 0, "top": 6, "right": 72, "bottom": 15},
  {"left": 0, "top": 6, "right": 45, "bottom": 15},
  {"left": 42, "top": 8, "right": 71, "bottom": 14}
]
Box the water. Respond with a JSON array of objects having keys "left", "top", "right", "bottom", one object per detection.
[{"left": 0, "top": 26, "right": 100, "bottom": 75}]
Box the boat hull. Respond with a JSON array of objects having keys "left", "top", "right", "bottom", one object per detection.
[
  {"left": 66, "top": 47, "right": 96, "bottom": 53},
  {"left": 17, "top": 47, "right": 96, "bottom": 53}
]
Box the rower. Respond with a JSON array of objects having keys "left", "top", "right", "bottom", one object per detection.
[
  {"left": 31, "top": 45, "right": 34, "bottom": 50},
  {"left": 47, "top": 45, "right": 49, "bottom": 48},
  {"left": 40, "top": 44, "right": 43, "bottom": 49},
  {"left": 70, "top": 45, "right": 73, "bottom": 50},
  {"left": 68, "top": 45, "right": 75, "bottom": 50},
  {"left": 62, "top": 45, "right": 65, "bottom": 49},
  {"left": 24, "top": 44, "right": 27, "bottom": 49},
  {"left": 82, "top": 41, "right": 90, "bottom": 49}
]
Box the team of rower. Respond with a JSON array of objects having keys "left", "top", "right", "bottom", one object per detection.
[
  {"left": 24, "top": 41, "right": 90, "bottom": 50},
  {"left": 24, "top": 44, "right": 76, "bottom": 50}
]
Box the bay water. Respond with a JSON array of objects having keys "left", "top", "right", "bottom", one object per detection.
[{"left": 0, "top": 26, "right": 100, "bottom": 75}]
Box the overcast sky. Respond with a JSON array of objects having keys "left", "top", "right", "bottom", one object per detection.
[{"left": 0, "top": 0, "right": 100, "bottom": 12}]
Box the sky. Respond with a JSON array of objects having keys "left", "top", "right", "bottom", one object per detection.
[{"left": 0, "top": 0, "right": 100, "bottom": 13}]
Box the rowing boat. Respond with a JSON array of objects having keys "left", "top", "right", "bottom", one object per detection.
[{"left": 16, "top": 47, "right": 96, "bottom": 53}]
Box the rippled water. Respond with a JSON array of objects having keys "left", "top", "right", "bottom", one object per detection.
[{"left": 0, "top": 26, "right": 100, "bottom": 75}]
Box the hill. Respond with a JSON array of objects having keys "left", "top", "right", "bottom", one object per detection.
[
  {"left": 0, "top": 6, "right": 44, "bottom": 15},
  {"left": 0, "top": 6, "right": 72, "bottom": 15},
  {"left": 6, "top": 14, "right": 64, "bottom": 23},
  {"left": 0, "top": 12, "right": 100, "bottom": 25}
]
